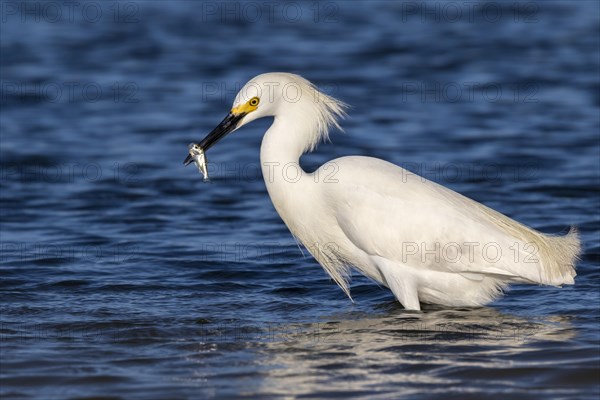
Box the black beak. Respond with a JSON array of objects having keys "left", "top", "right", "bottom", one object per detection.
[{"left": 184, "top": 112, "right": 245, "bottom": 165}]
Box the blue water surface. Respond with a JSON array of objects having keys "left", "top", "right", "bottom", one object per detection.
[{"left": 1, "top": 1, "right": 599, "bottom": 399}]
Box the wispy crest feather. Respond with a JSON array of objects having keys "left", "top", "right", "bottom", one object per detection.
[{"left": 284, "top": 74, "right": 348, "bottom": 153}]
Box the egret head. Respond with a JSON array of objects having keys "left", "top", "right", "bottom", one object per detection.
[{"left": 185, "top": 73, "right": 346, "bottom": 164}]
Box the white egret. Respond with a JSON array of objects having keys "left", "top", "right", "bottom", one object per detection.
[{"left": 185, "top": 73, "right": 581, "bottom": 310}]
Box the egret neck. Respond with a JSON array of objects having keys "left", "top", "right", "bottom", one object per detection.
[{"left": 260, "top": 114, "right": 314, "bottom": 231}]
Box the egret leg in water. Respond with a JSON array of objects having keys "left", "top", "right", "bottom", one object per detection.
[{"left": 184, "top": 73, "right": 581, "bottom": 311}]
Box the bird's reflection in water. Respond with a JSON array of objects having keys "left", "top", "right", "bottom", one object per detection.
[{"left": 249, "top": 305, "right": 575, "bottom": 397}]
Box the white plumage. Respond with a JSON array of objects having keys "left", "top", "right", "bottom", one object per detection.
[{"left": 194, "top": 72, "right": 581, "bottom": 310}]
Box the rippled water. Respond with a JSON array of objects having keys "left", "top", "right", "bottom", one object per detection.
[{"left": 1, "top": 1, "right": 599, "bottom": 399}]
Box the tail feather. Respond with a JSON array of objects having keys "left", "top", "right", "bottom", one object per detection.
[
  {"left": 458, "top": 193, "right": 581, "bottom": 286},
  {"left": 481, "top": 205, "right": 581, "bottom": 285},
  {"left": 539, "top": 227, "right": 580, "bottom": 285}
]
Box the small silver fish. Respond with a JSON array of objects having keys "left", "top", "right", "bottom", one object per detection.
[{"left": 186, "top": 143, "right": 209, "bottom": 181}]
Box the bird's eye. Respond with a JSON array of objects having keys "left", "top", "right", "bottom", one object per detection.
[{"left": 249, "top": 97, "right": 259, "bottom": 107}]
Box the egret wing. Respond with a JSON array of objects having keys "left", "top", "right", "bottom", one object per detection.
[{"left": 328, "top": 156, "right": 543, "bottom": 282}]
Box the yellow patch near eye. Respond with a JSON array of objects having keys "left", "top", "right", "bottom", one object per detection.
[{"left": 231, "top": 97, "right": 259, "bottom": 115}]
